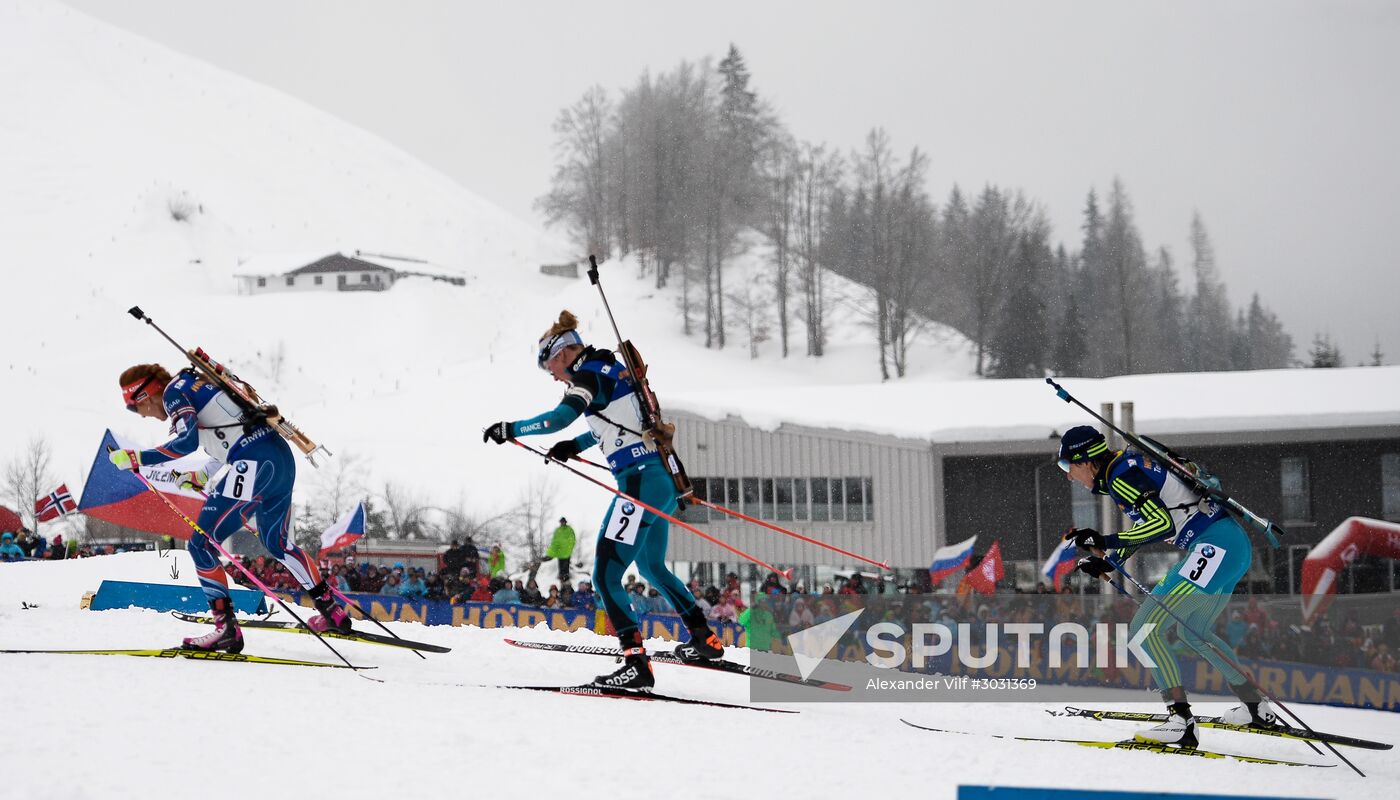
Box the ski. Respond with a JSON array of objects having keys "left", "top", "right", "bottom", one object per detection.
[
  {"left": 504, "top": 638, "right": 850, "bottom": 691},
  {"left": 0, "top": 647, "right": 370, "bottom": 670},
  {"left": 172, "top": 611, "right": 451, "bottom": 653},
  {"left": 491, "top": 683, "right": 796, "bottom": 713},
  {"left": 1049, "top": 706, "right": 1392, "bottom": 751},
  {"left": 900, "top": 719, "right": 1333, "bottom": 768}
]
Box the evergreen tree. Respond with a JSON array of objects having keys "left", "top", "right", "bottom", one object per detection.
[
  {"left": 989, "top": 233, "right": 1049, "bottom": 377},
  {"left": 1369, "top": 339, "right": 1385, "bottom": 366},
  {"left": 1052, "top": 292, "right": 1088, "bottom": 376},
  {"left": 1308, "top": 332, "right": 1343, "bottom": 368},
  {"left": 1186, "top": 212, "right": 1235, "bottom": 371},
  {"left": 1245, "top": 293, "right": 1294, "bottom": 369}
]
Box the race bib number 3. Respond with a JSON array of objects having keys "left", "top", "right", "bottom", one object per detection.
[
  {"left": 604, "top": 499, "right": 642, "bottom": 546},
  {"left": 221, "top": 460, "right": 258, "bottom": 501},
  {"left": 1178, "top": 542, "right": 1226, "bottom": 588}
]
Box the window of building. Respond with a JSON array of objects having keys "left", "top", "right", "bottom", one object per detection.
[
  {"left": 361, "top": 273, "right": 371, "bottom": 284},
  {"left": 1280, "top": 457, "right": 1311, "bottom": 521},
  {"left": 256, "top": 277, "right": 266, "bottom": 287},
  {"left": 810, "top": 478, "right": 829, "bottom": 522},
  {"left": 794, "top": 478, "right": 809, "bottom": 521},
  {"left": 686, "top": 478, "right": 710, "bottom": 523},
  {"left": 761, "top": 479, "right": 776, "bottom": 521},
  {"left": 285, "top": 275, "right": 295, "bottom": 287},
  {"left": 844, "top": 477, "right": 864, "bottom": 522},
  {"left": 314, "top": 275, "right": 323, "bottom": 286},
  {"left": 725, "top": 479, "right": 739, "bottom": 512},
  {"left": 830, "top": 478, "right": 845, "bottom": 522},
  {"left": 742, "top": 478, "right": 761, "bottom": 518},
  {"left": 863, "top": 477, "right": 875, "bottom": 522},
  {"left": 337, "top": 275, "right": 347, "bottom": 287},
  {"left": 1070, "top": 485, "right": 1097, "bottom": 530},
  {"left": 1382, "top": 454, "right": 1400, "bottom": 521},
  {"left": 774, "top": 478, "right": 794, "bottom": 521}
]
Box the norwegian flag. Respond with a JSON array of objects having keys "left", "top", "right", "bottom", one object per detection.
[{"left": 35, "top": 483, "right": 78, "bottom": 523}]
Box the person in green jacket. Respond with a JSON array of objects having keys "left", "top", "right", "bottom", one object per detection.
[
  {"left": 488, "top": 544, "right": 506, "bottom": 579},
  {"left": 738, "top": 602, "right": 781, "bottom": 653},
  {"left": 546, "top": 516, "right": 575, "bottom": 585}
]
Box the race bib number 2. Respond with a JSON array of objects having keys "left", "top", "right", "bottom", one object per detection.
[
  {"left": 1178, "top": 542, "right": 1226, "bottom": 588},
  {"left": 604, "top": 499, "right": 641, "bottom": 546},
  {"left": 221, "top": 460, "right": 258, "bottom": 501}
]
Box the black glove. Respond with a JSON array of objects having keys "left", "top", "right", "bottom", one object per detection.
[
  {"left": 482, "top": 421, "right": 514, "bottom": 445},
  {"left": 545, "top": 439, "right": 582, "bottom": 463},
  {"left": 1075, "top": 555, "right": 1114, "bottom": 579},
  {"left": 1065, "top": 527, "right": 1107, "bottom": 551}
]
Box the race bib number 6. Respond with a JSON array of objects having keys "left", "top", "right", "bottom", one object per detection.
[
  {"left": 221, "top": 460, "right": 258, "bottom": 501},
  {"left": 1178, "top": 542, "right": 1226, "bottom": 588},
  {"left": 604, "top": 499, "right": 641, "bottom": 546}
]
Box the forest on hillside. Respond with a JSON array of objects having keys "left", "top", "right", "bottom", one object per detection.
[{"left": 539, "top": 45, "right": 1313, "bottom": 379}]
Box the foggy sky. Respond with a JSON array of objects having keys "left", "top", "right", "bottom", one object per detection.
[{"left": 63, "top": 0, "right": 1400, "bottom": 365}]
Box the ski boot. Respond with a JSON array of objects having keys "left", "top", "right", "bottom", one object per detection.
[
  {"left": 1221, "top": 699, "right": 1277, "bottom": 728},
  {"left": 307, "top": 581, "right": 353, "bottom": 633},
  {"left": 1134, "top": 702, "right": 1198, "bottom": 747},
  {"left": 593, "top": 631, "right": 654, "bottom": 692},
  {"left": 673, "top": 624, "right": 725, "bottom": 662},
  {"left": 181, "top": 596, "right": 244, "bottom": 653}
]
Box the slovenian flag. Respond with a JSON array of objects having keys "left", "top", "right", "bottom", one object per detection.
[
  {"left": 319, "top": 501, "right": 366, "bottom": 556},
  {"left": 1041, "top": 537, "right": 1079, "bottom": 591},
  {"left": 928, "top": 535, "right": 977, "bottom": 585}
]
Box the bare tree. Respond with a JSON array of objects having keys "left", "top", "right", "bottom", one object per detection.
[
  {"left": 537, "top": 86, "right": 614, "bottom": 257},
  {"left": 504, "top": 475, "right": 558, "bottom": 569},
  {"left": 795, "top": 142, "right": 841, "bottom": 357},
  {"left": 380, "top": 480, "right": 429, "bottom": 540},
  {"left": 4, "top": 436, "right": 57, "bottom": 532},
  {"left": 306, "top": 451, "right": 368, "bottom": 532}
]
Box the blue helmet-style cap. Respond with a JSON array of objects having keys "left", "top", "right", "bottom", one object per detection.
[{"left": 1057, "top": 425, "right": 1108, "bottom": 472}]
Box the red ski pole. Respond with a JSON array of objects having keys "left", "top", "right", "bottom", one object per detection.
[
  {"left": 511, "top": 440, "right": 792, "bottom": 580},
  {"left": 554, "top": 452, "right": 889, "bottom": 570}
]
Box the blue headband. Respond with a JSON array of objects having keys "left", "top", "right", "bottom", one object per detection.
[{"left": 537, "top": 329, "right": 584, "bottom": 369}]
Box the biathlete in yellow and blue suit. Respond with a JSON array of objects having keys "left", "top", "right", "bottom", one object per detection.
[{"left": 1057, "top": 425, "right": 1275, "bottom": 747}]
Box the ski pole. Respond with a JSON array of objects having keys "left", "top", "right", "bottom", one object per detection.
[
  {"left": 511, "top": 440, "right": 792, "bottom": 579},
  {"left": 124, "top": 467, "right": 370, "bottom": 674},
  {"left": 1103, "top": 562, "right": 1363, "bottom": 776},
  {"left": 1045, "top": 377, "right": 1285, "bottom": 546},
  {"left": 555, "top": 451, "right": 891, "bottom": 570}
]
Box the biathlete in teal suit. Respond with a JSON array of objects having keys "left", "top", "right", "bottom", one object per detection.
[{"left": 483, "top": 310, "right": 724, "bottom": 691}]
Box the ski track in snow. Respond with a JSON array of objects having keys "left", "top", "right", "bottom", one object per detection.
[{"left": 0, "top": 554, "right": 1396, "bottom": 799}]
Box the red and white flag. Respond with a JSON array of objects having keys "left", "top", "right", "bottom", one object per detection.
[
  {"left": 960, "top": 540, "right": 1005, "bottom": 595},
  {"left": 35, "top": 483, "right": 78, "bottom": 522},
  {"left": 319, "top": 502, "right": 366, "bottom": 556}
]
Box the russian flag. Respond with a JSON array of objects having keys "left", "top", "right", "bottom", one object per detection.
[
  {"left": 319, "top": 501, "right": 366, "bottom": 556},
  {"left": 1041, "top": 537, "right": 1079, "bottom": 591},
  {"left": 928, "top": 535, "right": 977, "bottom": 585}
]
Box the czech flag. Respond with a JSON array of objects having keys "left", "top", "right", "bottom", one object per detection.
[
  {"left": 928, "top": 535, "right": 977, "bottom": 585},
  {"left": 319, "top": 501, "right": 366, "bottom": 556},
  {"left": 35, "top": 484, "right": 78, "bottom": 522},
  {"left": 1041, "top": 538, "right": 1079, "bottom": 591},
  {"left": 78, "top": 429, "right": 206, "bottom": 540}
]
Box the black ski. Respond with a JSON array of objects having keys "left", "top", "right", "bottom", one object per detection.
[
  {"left": 491, "top": 683, "right": 796, "bottom": 713},
  {"left": 172, "top": 611, "right": 451, "bottom": 653},
  {"left": 900, "top": 719, "right": 1333, "bottom": 768},
  {"left": 1050, "top": 706, "right": 1392, "bottom": 751},
  {"left": 0, "top": 647, "right": 369, "bottom": 670},
  {"left": 504, "top": 638, "right": 850, "bottom": 691}
]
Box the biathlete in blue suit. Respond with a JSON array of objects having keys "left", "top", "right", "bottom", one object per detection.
[
  {"left": 112, "top": 363, "right": 350, "bottom": 652},
  {"left": 483, "top": 311, "right": 724, "bottom": 691},
  {"left": 1058, "top": 425, "right": 1275, "bottom": 747}
]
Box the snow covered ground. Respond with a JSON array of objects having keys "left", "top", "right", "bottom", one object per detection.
[{"left": 0, "top": 554, "right": 1396, "bottom": 799}]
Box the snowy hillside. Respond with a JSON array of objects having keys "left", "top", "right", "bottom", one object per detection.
[
  {"left": 1, "top": 554, "right": 1396, "bottom": 799},
  {"left": 1, "top": 0, "right": 975, "bottom": 551}
]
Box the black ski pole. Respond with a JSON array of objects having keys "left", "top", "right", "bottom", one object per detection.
[
  {"left": 327, "top": 585, "right": 425, "bottom": 659},
  {"left": 1103, "top": 563, "right": 1363, "bottom": 776},
  {"left": 1045, "top": 377, "right": 1285, "bottom": 545}
]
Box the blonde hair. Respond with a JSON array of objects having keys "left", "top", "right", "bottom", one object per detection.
[
  {"left": 540, "top": 310, "right": 579, "bottom": 340},
  {"left": 119, "top": 363, "right": 172, "bottom": 387}
]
